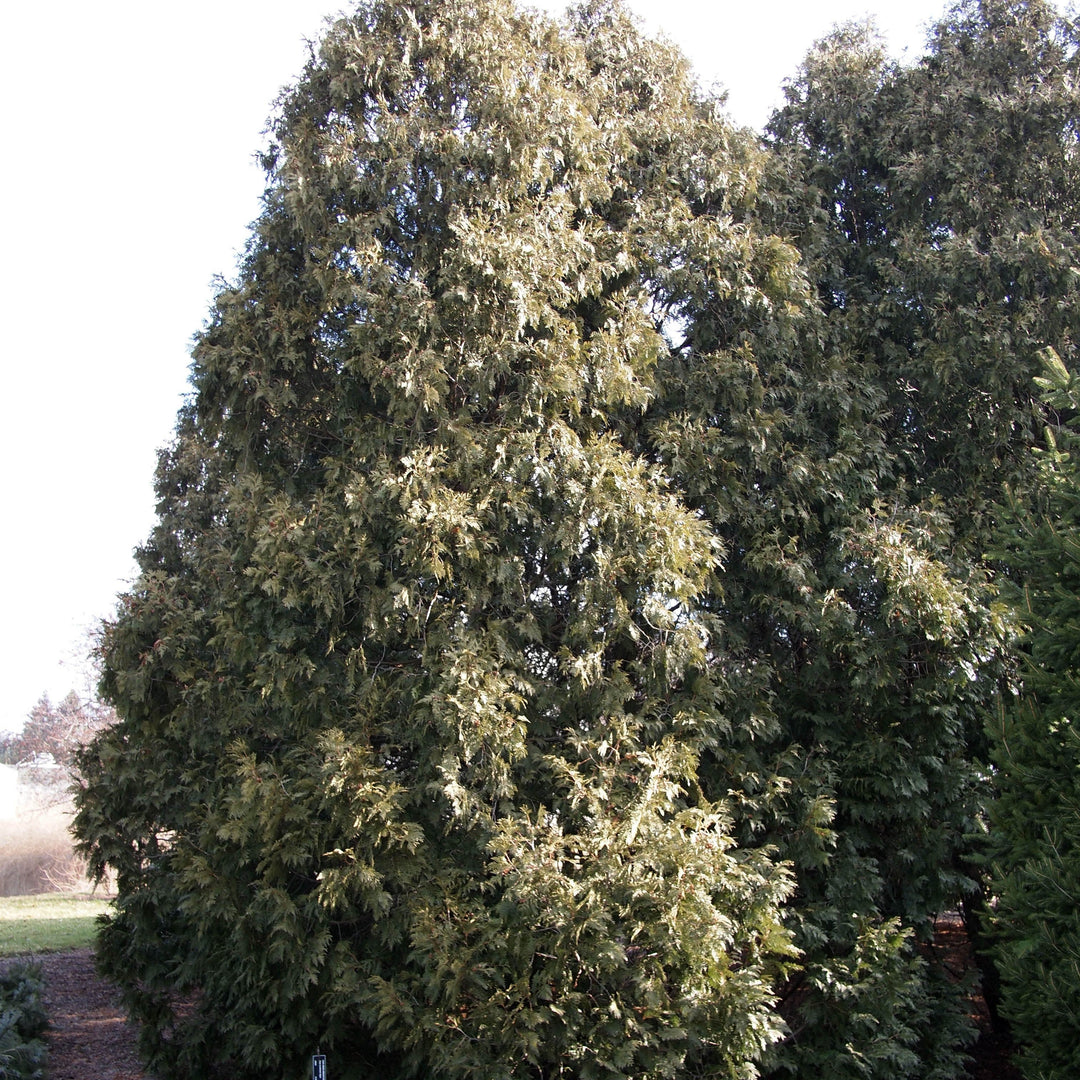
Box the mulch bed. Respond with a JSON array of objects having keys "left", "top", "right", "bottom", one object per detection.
[
  {"left": 33, "top": 949, "right": 151, "bottom": 1079},
  {"left": 13, "top": 920, "right": 1020, "bottom": 1080},
  {"left": 931, "top": 912, "right": 1023, "bottom": 1080}
]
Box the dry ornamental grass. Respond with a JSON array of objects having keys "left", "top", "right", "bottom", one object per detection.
[{"left": 0, "top": 784, "right": 94, "bottom": 897}]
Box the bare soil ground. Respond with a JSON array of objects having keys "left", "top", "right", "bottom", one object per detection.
[{"left": 30, "top": 925, "right": 1019, "bottom": 1080}]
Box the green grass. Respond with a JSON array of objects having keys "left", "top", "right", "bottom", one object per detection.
[{"left": 0, "top": 894, "right": 112, "bottom": 956}]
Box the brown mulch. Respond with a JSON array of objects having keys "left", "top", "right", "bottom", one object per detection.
[
  {"left": 13, "top": 925, "right": 1019, "bottom": 1080},
  {"left": 32, "top": 949, "right": 152, "bottom": 1079},
  {"left": 931, "top": 911, "right": 1023, "bottom": 1080}
]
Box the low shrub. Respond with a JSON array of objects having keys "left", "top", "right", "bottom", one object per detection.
[{"left": 0, "top": 961, "right": 48, "bottom": 1079}]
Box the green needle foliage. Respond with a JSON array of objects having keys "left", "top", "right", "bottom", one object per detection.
[
  {"left": 74, "top": 2, "right": 797, "bottom": 1077},
  {"left": 989, "top": 350, "right": 1080, "bottom": 1080}
]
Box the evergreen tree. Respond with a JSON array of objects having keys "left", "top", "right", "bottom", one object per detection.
[
  {"left": 688, "top": 0, "right": 1080, "bottom": 1073},
  {"left": 4, "top": 692, "right": 113, "bottom": 767},
  {"left": 988, "top": 349, "right": 1080, "bottom": 1080},
  {"left": 71, "top": 2, "right": 1080, "bottom": 1078},
  {"left": 74, "top": 3, "right": 797, "bottom": 1077},
  {"left": 767, "top": 0, "right": 1080, "bottom": 534}
]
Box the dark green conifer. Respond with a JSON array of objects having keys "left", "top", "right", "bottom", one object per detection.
[
  {"left": 747, "top": 2, "right": 1080, "bottom": 1074},
  {"left": 989, "top": 350, "right": 1080, "bottom": 1080}
]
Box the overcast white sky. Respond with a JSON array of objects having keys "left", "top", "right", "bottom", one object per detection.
[{"left": 0, "top": 0, "right": 948, "bottom": 732}]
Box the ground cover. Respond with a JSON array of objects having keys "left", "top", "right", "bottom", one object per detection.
[{"left": 0, "top": 895, "right": 111, "bottom": 956}]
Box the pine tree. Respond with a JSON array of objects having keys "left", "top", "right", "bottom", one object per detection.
[{"left": 73, "top": 3, "right": 797, "bottom": 1077}]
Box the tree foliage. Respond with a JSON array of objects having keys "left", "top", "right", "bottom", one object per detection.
[
  {"left": 72, "top": 1, "right": 1080, "bottom": 1078},
  {"left": 988, "top": 350, "right": 1080, "bottom": 1080},
  {"left": 75, "top": 3, "right": 798, "bottom": 1077},
  {"left": 769, "top": 0, "right": 1080, "bottom": 528},
  {"left": 0, "top": 962, "right": 48, "bottom": 1080},
  {"left": 757, "top": 2, "right": 1080, "bottom": 1073}
]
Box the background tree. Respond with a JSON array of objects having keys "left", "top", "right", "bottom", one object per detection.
[
  {"left": 0, "top": 692, "right": 114, "bottom": 767},
  {"left": 651, "top": 133, "right": 989, "bottom": 1080},
  {"left": 767, "top": 0, "right": 1080, "bottom": 532},
  {"left": 674, "top": 0, "right": 1080, "bottom": 1074},
  {"left": 74, "top": 3, "right": 798, "bottom": 1078}
]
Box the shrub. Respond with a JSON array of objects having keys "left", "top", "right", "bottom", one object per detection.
[{"left": 0, "top": 962, "right": 48, "bottom": 1080}]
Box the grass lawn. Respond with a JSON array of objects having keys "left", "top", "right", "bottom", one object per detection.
[{"left": 0, "top": 894, "right": 112, "bottom": 956}]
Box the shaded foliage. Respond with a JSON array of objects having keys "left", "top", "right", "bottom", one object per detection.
[
  {"left": 754, "top": 2, "right": 1080, "bottom": 1073},
  {"left": 988, "top": 350, "right": 1080, "bottom": 1080},
  {"left": 0, "top": 962, "right": 48, "bottom": 1080}
]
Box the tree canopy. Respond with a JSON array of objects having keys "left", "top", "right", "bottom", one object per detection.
[
  {"left": 73, "top": 1, "right": 1080, "bottom": 1078},
  {"left": 76, "top": 2, "right": 798, "bottom": 1076}
]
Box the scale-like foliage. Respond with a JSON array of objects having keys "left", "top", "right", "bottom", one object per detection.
[
  {"left": 74, "top": 3, "right": 798, "bottom": 1078},
  {"left": 768, "top": 0, "right": 1080, "bottom": 532},
  {"left": 989, "top": 351, "right": 1080, "bottom": 1080},
  {"left": 648, "top": 217, "right": 994, "bottom": 1077},
  {"left": 73, "top": 2, "right": 1080, "bottom": 1078},
  {"left": 677, "top": 1, "right": 1080, "bottom": 1074}
]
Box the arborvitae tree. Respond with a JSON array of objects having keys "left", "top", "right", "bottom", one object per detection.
[
  {"left": 650, "top": 291, "right": 997, "bottom": 1078},
  {"left": 72, "top": 2, "right": 1079, "bottom": 1078},
  {"left": 739, "top": 1, "right": 1080, "bottom": 1075},
  {"left": 767, "top": 0, "right": 1080, "bottom": 534},
  {"left": 74, "top": 3, "right": 799, "bottom": 1077},
  {"left": 988, "top": 350, "right": 1080, "bottom": 1080}
]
